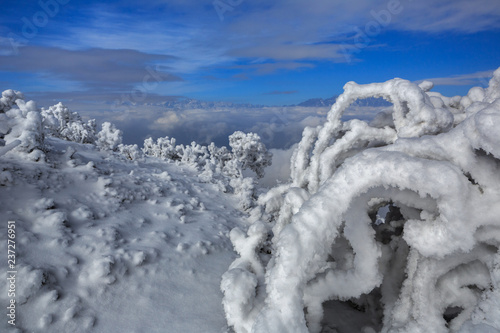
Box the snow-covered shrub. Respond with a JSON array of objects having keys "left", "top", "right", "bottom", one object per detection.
[
  {"left": 229, "top": 176, "right": 258, "bottom": 211},
  {"left": 0, "top": 89, "right": 24, "bottom": 112},
  {"left": 41, "top": 102, "right": 96, "bottom": 144},
  {"left": 181, "top": 141, "right": 210, "bottom": 168},
  {"left": 118, "top": 144, "right": 142, "bottom": 161},
  {"left": 97, "top": 122, "right": 123, "bottom": 151},
  {"left": 0, "top": 90, "right": 44, "bottom": 160},
  {"left": 143, "top": 132, "right": 271, "bottom": 179},
  {"left": 199, "top": 143, "right": 233, "bottom": 192},
  {"left": 208, "top": 143, "right": 232, "bottom": 172},
  {"left": 142, "top": 136, "right": 182, "bottom": 161},
  {"left": 222, "top": 68, "right": 500, "bottom": 333},
  {"left": 143, "top": 132, "right": 271, "bottom": 210},
  {"left": 228, "top": 131, "right": 272, "bottom": 179}
]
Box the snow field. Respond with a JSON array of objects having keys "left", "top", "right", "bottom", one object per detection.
[{"left": 0, "top": 135, "right": 247, "bottom": 332}]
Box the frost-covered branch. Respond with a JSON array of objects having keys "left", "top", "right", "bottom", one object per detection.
[{"left": 222, "top": 67, "right": 500, "bottom": 333}]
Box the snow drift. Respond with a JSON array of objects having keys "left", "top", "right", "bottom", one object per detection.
[{"left": 222, "top": 68, "right": 500, "bottom": 333}]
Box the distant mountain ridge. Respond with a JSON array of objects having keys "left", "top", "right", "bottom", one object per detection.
[
  {"left": 160, "top": 98, "right": 263, "bottom": 110},
  {"left": 296, "top": 96, "right": 392, "bottom": 108},
  {"left": 157, "top": 95, "right": 392, "bottom": 110}
]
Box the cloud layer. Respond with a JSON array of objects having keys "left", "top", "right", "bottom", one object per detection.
[
  {"left": 0, "top": 46, "right": 181, "bottom": 91},
  {"left": 1, "top": 0, "right": 499, "bottom": 112}
]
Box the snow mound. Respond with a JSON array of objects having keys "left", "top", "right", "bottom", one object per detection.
[{"left": 222, "top": 67, "right": 500, "bottom": 333}]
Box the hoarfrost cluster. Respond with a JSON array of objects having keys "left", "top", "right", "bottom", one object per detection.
[{"left": 222, "top": 68, "right": 500, "bottom": 333}]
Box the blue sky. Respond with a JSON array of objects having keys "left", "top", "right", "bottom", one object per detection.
[{"left": 1, "top": 0, "right": 499, "bottom": 107}]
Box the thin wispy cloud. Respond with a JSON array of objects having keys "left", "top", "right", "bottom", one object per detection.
[
  {"left": 418, "top": 69, "right": 495, "bottom": 87},
  {"left": 391, "top": 0, "right": 500, "bottom": 33},
  {"left": 264, "top": 90, "right": 298, "bottom": 95},
  {"left": 231, "top": 62, "right": 315, "bottom": 74}
]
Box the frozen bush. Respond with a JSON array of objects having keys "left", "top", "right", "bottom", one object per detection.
[
  {"left": 97, "top": 122, "right": 122, "bottom": 151},
  {"left": 0, "top": 89, "right": 24, "bottom": 112},
  {"left": 181, "top": 141, "right": 210, "bottom": 168},
  {"left": 228, "top": 131, "right": 272, "bottom": 179},
  {"left": 118, "top": 144, "right": 142, "bottom": 161},
  {"left": 0, "top": 90, "right": 44, "bottom": 160},
  {"left": 142, "top": 132, "right": 271, "bottom": 210},
  {"left": 142, "top": 136, "right": 182, "bottom": 161},
  {"left": 41, "top": 102, "right": 96, "bottom": 144},
  {"left": 207, "top": 143, "right": 232, "bottom": 174},
  {"left": 222, "top": 67, "right": 500, "bottom": 333}
]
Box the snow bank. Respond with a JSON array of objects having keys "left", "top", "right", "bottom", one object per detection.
[{"left": 222, "top": 67, "right": 500, "bottom": 332}]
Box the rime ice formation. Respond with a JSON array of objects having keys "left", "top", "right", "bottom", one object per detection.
[{"left": 222, "top": 68, "right": 500, "bottom": 333}]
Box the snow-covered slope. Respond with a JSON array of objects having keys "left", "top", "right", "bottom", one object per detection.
[{"left": 0, "top": 136, "right": 247, "bottom": 332}]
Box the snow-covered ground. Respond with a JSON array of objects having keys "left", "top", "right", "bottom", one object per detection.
[{"left": 0, "top": 136, "right": 247, "bottom": 332}]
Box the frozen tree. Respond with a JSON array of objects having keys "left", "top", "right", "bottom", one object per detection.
[
  {"left": 181, "top": 141, "right": 210, "bottom": 168},
  {"left": 142, "top": 136, "right": 182, "bottom": 161},
  {"left": 206, "top": 143, "right": 232, "bottom": 174},
  {"left": 222, "top": 68, "right": 500, "bottom": 333},
  {"left": 41, "top": 102, "right": 96, "bottom": 144},
  {"left": 0, "top": 89, "right": 24, "bottom": 112},
  {"left": 0, "top": 90, "right": 44, "bottom": 161},
  {"left": 97, "top": 122, "right": 123, "bottom": 151},
  {"left": 228, "top": 131, "right": 272, "bottom": 179},
  {"left": 118, "top": 144, "right": 142, "bottom": 161}
]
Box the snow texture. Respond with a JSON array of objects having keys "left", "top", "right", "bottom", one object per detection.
[
  {"left": 222, "top": 68, "right": 500, "bottom": 333},
  {"left": 0, "top": 133, "right": 248, "bottom": 332}
]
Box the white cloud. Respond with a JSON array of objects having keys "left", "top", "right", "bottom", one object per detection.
[
  {"left": 28, "top": 0, "right": 500, "bottom": 81},
  {"left": 258, "top": 145, "right": 296, "bottom": 188},
  {"left": 417, "top": 69, "right": 495, "bottom": 87},
  {"left": 391, "top": 0, "right": 500, "bottom": 33}
]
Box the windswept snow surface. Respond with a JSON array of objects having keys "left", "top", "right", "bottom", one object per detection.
[{"left": 0, "top": 136, "right": 246, "bottom": 332}]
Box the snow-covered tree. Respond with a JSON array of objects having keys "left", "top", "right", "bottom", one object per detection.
[
  {"left": 222, "top": 68, "right": 500, "bottom": 333},
  {"left": 97, "top": 122, "right": 123, "bottom": 151},
  {"left": 118, "top": 144, "right": 142, "bottom": 161},
  {"left": 142, "top": 136, "right": 182, "bottom": 161},
  {"left": 228, "top": 131, "right": 272, "bottom": 179},
  {"left": 0, "top": 89, "right": 24, "bottom": 113},
  {"left": 0, "top": 90, "right": 44, "bottom": 161},
  {"left": 142, "top": 132, "right": 272, "bottom": 182},
  {"left": 41, "top": 102, "right": 96, "bottom": 144},
  {"left": 181, "top": 141, "right": 210, "bottom": 167}
]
